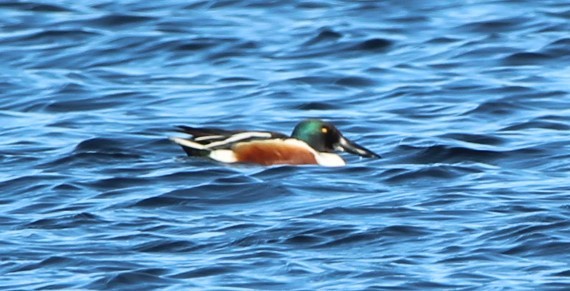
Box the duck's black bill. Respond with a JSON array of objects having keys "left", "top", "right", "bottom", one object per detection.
[{"left": 337, "top": 137, "right": 381, "bottom": 158}]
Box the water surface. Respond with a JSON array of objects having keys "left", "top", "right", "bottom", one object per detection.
[{"left": 1, "top": 0, "right": 569, "bottom": 289}]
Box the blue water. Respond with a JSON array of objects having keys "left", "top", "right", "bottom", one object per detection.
[{"left": 1, "top": 0, "right": 570, "bottom": 289}]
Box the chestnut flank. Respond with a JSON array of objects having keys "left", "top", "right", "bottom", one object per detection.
[{"left": 233, "top": 140, "right": 318, "bottom": 165}]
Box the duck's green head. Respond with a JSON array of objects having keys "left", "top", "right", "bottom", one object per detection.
[{"left": 291, "top": 119, "right": 381, "bottom": 158}]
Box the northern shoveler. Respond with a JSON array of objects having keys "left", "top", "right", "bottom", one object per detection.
[{"left": 170, "top": 119, "right": 380, "bottom": 167}]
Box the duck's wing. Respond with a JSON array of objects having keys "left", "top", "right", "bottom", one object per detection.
[
  {"left": 174, "top": 125, "right": 288, "bottom": 149},
  {"left": 176, "top": 126, "right": 239, "bottom": 138}
]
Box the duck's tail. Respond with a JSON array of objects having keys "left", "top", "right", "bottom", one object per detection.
[
  {"left": 170, "top": 137, "right": 238, "bottom": 163},
  {"left": 170, "top": 137, "right": 211, "bottom": 157}
]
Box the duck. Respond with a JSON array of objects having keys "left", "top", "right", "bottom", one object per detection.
[{"left": 170, "top": 119, "right": 380, "bottom": 167}]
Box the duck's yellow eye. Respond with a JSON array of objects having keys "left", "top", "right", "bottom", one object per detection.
[{"left": 321, "top": 127, "right": 328, "bottom": 133}]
